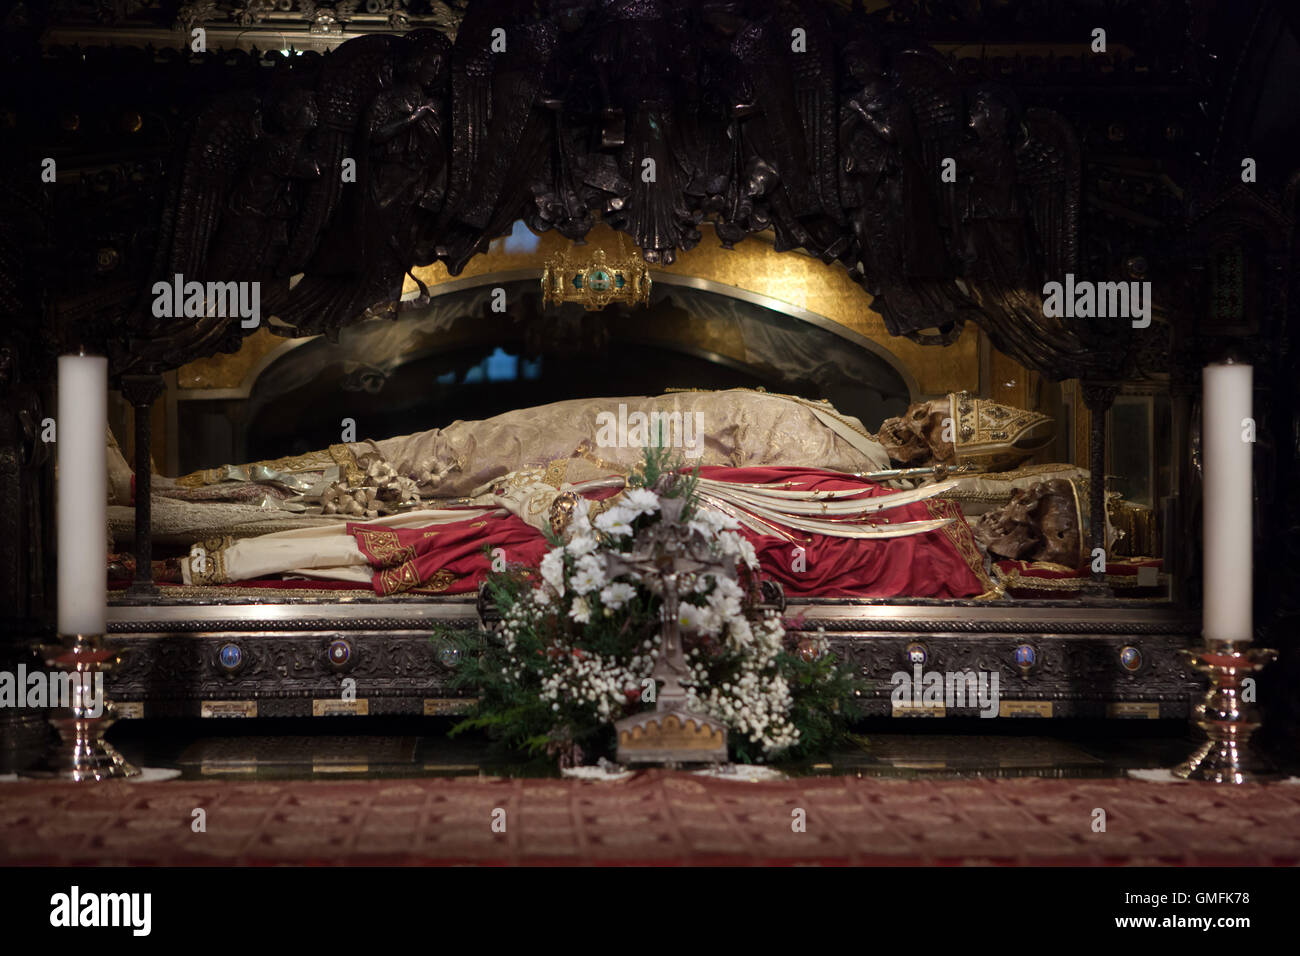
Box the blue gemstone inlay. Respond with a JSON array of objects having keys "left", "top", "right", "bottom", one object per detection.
[{"left": 219, "top": 644, "right": 242, "bottom": 669}]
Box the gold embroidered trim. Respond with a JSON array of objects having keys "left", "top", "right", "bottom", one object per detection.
[
  {"left": 998, "top": 565, "right": 1163, "bottom": 591},
  {"left": 924, "top": 499, "right": 999, "bottom": 598},
  {"left": 377, "top": 560, "right": 421, "bottom": 596},
  {"left": 357, "top": 529, "right": 416, "bottom": 568},
  {"left": 174, "top": 448, "right": 338, "bottom": 488},
  {"left": 329, "top": 443, "right": 365, "bottom": 488},
  {"left": 542, "top": 458, "right": 570, "bottom": 489},
  {"left": 411, "top": 568, "right": 458, "bottom": 594},
  {"left": 173, "top": 470, "right": 217, "bottom": 489},
  {"left": 189, "top": 534, "right": 234, "bottom": 585},
  {"left": 951, "top": 392, "right": 1054, "bottom": 471}
]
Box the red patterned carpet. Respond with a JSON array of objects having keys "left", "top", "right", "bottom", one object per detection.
[{"left": 2, "top": 771, "right": 1298, "bottom": 866}]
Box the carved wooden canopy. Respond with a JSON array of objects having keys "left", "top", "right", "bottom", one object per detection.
[
  {"left": 1, "top": 0, "right": 1294, "bottom": 389},
  {"left": 100, "top": 0, "right": 1129, "bottom": 381}
]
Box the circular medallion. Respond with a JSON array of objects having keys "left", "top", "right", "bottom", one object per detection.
[
  {"left": 1119, "top": 645, "right": 1142, "bottom": 672},
  {"left": 905, "top": 642, "right": 927, "bottom": 666},
  {"left": 438, "top": 646, "right": 461, "bottom": 668},
  {"left": 327, "top": 638, "right": 353, "bottom": 671},
  {"left": 1013, "top": 644, "right": 1037, "bottom": 670},
  {"left": 217, "top": 642, "right": 244, "bottom": 674}
]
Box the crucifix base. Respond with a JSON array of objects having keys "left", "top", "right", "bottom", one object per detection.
[{"left": 616, "top": 707, "right": 728, "bottom": 765}]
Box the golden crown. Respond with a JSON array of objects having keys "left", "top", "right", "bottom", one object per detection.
[{"left": 541, "top": 240, "right": 652, "bottom": 311}]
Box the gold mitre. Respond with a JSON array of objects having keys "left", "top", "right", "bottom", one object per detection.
[{"left": 949, "top": 391, "right": 1055, "bottom": 471}]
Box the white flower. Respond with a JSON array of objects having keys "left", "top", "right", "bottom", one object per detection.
[
  {"left": 707, "top": 506, "right": 741, "bottom": 531},
  {"left": 539, "top": 548, "right": 566, "bottom": 595},
  {"left": 570, "top": 498, "right": 593, "bottom": 536},
  {"left": 532, "top": 587, "right": 552, "bottom": 607},
  {"left": 693, "top": 603, "right": 724, "bottom": 637},
  {"left": 712, "top": 575, "right": 744, "bottom": 602},
  {"left": 622, "top": 487, "right": 660, "bottom": 518},
  {"left": 687, "top": 519, "right": 714, "bottom": 540},
  {"left": 594, "top": 506, "right": 634, "bottom": 537},
  {"left": 570, "top": 553, "right": 607, "bottom": 595},
  {"left": 718, "top": 531, "right": 759, "bottom": 569},
  {"left": 677, "top": 603, "right": 706, "bottom": 631},
  {"left": 693, "top": 506, "right": 740, "bottom": 533},
  {"left": 565, "top": 533, "right": 598, "bottom": 557},
  {"left": 568, "top": 596, "right": 592, "bottom": 624},
  {"left": 600, "top": 581, "right": 636, "bottom": 610},
  {"left": 706, "top": 586, "right": 742, "bottom": 621}
]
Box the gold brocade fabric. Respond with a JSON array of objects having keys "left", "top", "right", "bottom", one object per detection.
[
  {"left": 949, "top": 392, "right": 1054, "bottom": 471},
  {"left": 186, "top": 535, "right": 234, "bottom": 585},
  {"left": 354, "top": 528, "right": 416, "bottom": 568},
  {"left": 1108, "top": 497, "right": 1160, "bottom": 557},
  {"left": 329, "top": 444, "right": 366, "bottom": 488},
  {"left": 352, "top": 389, "right": 891, "bottom": 498},
  {"left": 997, "top": 563, "right": 1163, "bottom": 592},
  {"left": 173, "top": 445, "right": 362, "bottom": 489}
]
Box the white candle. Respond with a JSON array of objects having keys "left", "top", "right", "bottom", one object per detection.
[
  {"left": 57, "top": 354, "right": 108, "bottom": 636},
  {"left": 1202, "top": 361, "right": 1253, "bottom": 643}
]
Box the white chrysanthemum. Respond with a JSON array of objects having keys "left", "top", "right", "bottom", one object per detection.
[
  {"left": 716, "top": 531, "right": 759, "bottom": 569},
  {"left": 539, "top": 548, "right": 566, "bottom": 595},
  {"left": 677, "top": 602, "right": 706, "bottom": 631},
  {"left": 712, "top": 575, "right": 744, "bottom": 601},
  {"left": 594, "top": 506, "right": 634, "bottom": 537},
  {"left": 565, "top": 533, "right": 598, "bottom": 557},
  {"left": 622, "top": 487, "right": 660, "bottom": 518},
  {"left": 706, "top": 586, "right": 742, "bottom": 622},
  {"left": 697, "top": 505, "right": 741, "bottom": 532},
  {"left": 568, "top": 596, "right": 592, "bottom": 624},
  {"left": 570, "top": 497, "right": 593, "bottom": 536},
  {"left": 693, "top": 603, "right": 724, "bottom": 637},
  {"left": 599, "top": 581, "right": 636, "bottom": 610},
  {"left": 570, "top": 553, "right": 607, "bottom": 595},
  {"left": 687, "top": 519, "right": 715, "bottom": 540}
]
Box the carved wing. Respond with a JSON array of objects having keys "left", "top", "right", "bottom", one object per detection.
[
  {"left": 282, "top": 34, "right": 400, "bottom": 276},
  {"left": 164, "top": 91, "right": 263, "bottom": 281},
  {"left": 1016, "top": 107, "right": 1081, "bottom": 283},
  {"left": 890, "top": 47, "right": 964, "bottom": 244}
]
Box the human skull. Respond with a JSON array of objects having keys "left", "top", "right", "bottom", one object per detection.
[
  {"left": 972, "top": 487, "right": 1038, "bottom": 559},
  {"left": 972, "top": 478, "right": 1081, "bottom": 569},
  {"left": 875, "top": 399, "right": 955, "bottom": 467},
  {"left": 1033, "top": 478, "right": 1081, "bottom": 567}
]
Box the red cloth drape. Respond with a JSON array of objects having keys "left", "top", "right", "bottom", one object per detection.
[
  {"left": 694, "top": 466, "right": 987, "bottom": 598},
  {"left": 349, "top": 511, "right": 552, "bottom": 596},
  {"left": 344, "top": 468, "right": 990, "bottom": 599}
]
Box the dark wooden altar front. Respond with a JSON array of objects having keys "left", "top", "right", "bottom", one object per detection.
[{"left": 101, "top": 596, "right": 1200, "bottom": 721}]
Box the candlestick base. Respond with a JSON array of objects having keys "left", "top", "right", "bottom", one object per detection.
[
  {"left": 1173, "top": 641, "right": 1280, "bottom": 784},
  {"left": 19, "top": 634, "right": 140, "bottom": 782}
]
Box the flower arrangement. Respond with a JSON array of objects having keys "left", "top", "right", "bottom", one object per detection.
[{"left": 447, "top": 448, "right": 859, "bottom": 766}]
